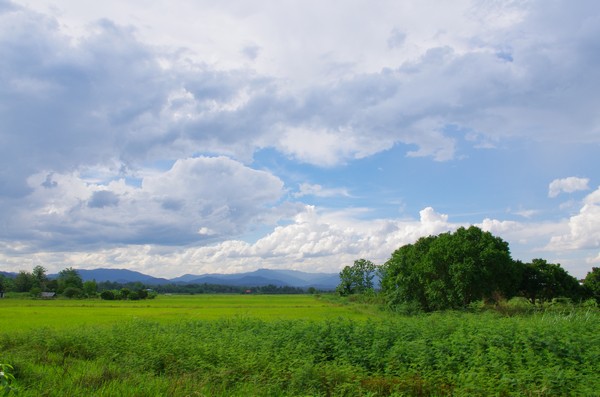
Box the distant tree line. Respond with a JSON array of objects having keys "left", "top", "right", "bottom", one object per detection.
[
  {"left": 338, "top": 226, "right": 600, "bottom": 311},
  {"left": 0, "top": 268, "right": 309, "bottom": 299},
  {"left": 0, "top": 267, "right": 153, "bottom": 300}
]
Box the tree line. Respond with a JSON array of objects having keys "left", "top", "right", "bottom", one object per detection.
[
  {"left": 338, "top": 226, "right": 600, "bottom": 311},
  {"left": 0, "top": 267, "right": 308, "bottom": 299}
]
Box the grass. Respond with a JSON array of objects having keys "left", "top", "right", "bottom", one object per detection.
[
  {"left": 0, "top": 294, "right": 382, "bottom": 332},
  {"left": 1, "top": 294, "right": 599, "bottom": 396}
]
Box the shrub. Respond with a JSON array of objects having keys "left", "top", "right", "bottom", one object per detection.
[
  {"left": 63, "top": 287, "right": 83, "bottom": 299},
  {"left": 100, "top": 290, "right": 115, "bottom": 300}
]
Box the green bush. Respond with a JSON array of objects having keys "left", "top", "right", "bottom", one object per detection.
[
  {"left": 99, "top": 290, "right": 115, "bottom": 300},
  {"left": 62, "top": 287, "right": 83, "bottom": 299}
]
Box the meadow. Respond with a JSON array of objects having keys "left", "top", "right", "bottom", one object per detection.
[{"left": 1, "top": 294, "right": 599, "bottom": 396}]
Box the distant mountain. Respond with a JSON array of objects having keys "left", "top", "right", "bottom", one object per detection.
[
  {"left": 2, "top": 267, "right": 341, "bottom": 290},
  {"left": 0, "top": 270, "right": 16, "bottom": 278},
  {"left": 174, "top": 269, "right": 340, "bottom": 289},
  {"left": 74, "top": 268, "right": 170, "bottom": 285}
]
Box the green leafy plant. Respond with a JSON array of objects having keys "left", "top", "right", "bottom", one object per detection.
[{"left": 0, "top": 363, "right": 17, "bottom": 396}]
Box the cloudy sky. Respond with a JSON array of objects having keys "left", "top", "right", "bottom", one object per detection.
[{"left": 1, "top": 0, "right": 599, "bottom": 278}]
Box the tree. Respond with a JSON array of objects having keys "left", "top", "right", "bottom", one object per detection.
[
  {"left": 63, "top": 287, "right": 83, "bottom": 299},
  {"left": 518, "top": 259, "right": 583, "bottom": 304},
  {"left": 83, "top": 280, "right": 98, "bottom": 297},
  {"left": 100, "top": 290, "right": 115, "bottom": 300},
  {"left": 119, "top": 288, "right": 131, "bottom": 300},
  {"left": 336, "top": 259, "right": 376, "bottom": 296},
  {"left": 32, "top": 265, "right": 48, "bottom": 291},
  {"left": 582, "top": 267, "right": 600, "bottom": 304},
  {"left": 14, "top": 271, "right": 34, "bottom": 293},
  {"left": 57, "top": 268, "right": 83, "bottom": 294},
  {"left": 136, "top": 288, "right": 148, "bottom": 299},
  {"left": 380, "top": 226, "right": 519, "bottom": 311}
]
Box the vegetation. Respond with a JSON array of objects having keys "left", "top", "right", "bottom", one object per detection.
[
  {"left": 337, "top": 259, "right": 376, "bottom": 296},
  {"left": 583, "top": 267, "right": 600, "bottom": 304},
  {"left": 0, "top": 298, "right": 598, "bottom": 396},
  {"left": 333, "top": 226, "right": 590, "bottom": 312},
  {"left": 0, "top": 363, "right": 17, "bottom": 396}
]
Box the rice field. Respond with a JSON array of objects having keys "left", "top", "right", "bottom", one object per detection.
[
  {"left": 0, "top": 294, "right": 379, "bottom": 332},
  {"left": 1, "top": 294, "right": 599, "bottom": 396}
]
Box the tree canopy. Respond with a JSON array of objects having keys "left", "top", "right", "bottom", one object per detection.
[
  {"left": 380, "top": 226, "right": 520, "bottom": 311},
  {"left": 336, "top": 259, "right": 376, "bottom": 296}
]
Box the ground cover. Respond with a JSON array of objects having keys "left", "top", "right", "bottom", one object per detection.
[
  {"left": 1, "top": 295, "right": 598, "bottom": 396},
  {"left": 0, "top": 294, "right": 380, "bottom": 332}
]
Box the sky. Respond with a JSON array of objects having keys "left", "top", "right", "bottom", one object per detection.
[{"left": 0, "top": 0, "right": 599, "bottom": 279}]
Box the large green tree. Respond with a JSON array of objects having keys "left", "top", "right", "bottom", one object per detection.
[
  {"left": 336, "top": 259, "right": 377, "bottom": 296},
  {"left": 57, "top": 267, "right": 83, "bottom": 294},
  {"left": 380, "top": 226, "right": 519, "bottom": 311},
  {"left": 31, "top": 265, "right": 48, "bottom": 291},
  {"left": 14, "top": 271, "right": 34, "bottom": 293},
  {"left": 583, "top": 267, "right": 600, "bottom": 303},
  {"left": 518, "top": 259, "right": 583, "bottom": 304}
]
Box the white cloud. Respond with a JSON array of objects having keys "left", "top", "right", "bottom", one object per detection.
[
  {"left": 547, "top": 187, "right": 600, "bottom": 250},
  {"left": 548, "top": 177, "right": 590, "bottom": 198},
  {"left": 4, "top": 157, "right": 286, "bottom": 249},
  {"left": 294, "top": 183, "right": 350, "bottom": 198},
  {"left": 0, "top": 205, "right": 459, "bottom": 276},
  {"left": 1, "top": 1, "right": 600, "bottom": 281}
]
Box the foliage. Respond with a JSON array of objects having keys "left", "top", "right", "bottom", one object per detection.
[
  {"left": 0, "top": 363, "right": 17, "bottom": 396},
  {"left": 63, "top": 287, "right": 83, "bottom": 299},
  {"left": 14, "top": 271, "right": 34, "bottom": 293},
  {"left": 31, "top": 265, "right": 48, "bottom": 291},
  {"left": 83, "top": 280, "right": 98, "bottom": 297},
  {"left": 518, "top": 259, "right": 585, "bottom": 304},
  {"left": 337, "top": 259, "right": 377, "bottom": 296},
  {"left": 583, "top": 267, "right": 600, "bottom": 304},
  {"left": 0, "top": 307, "right": 598, "bottom": 396},
  {"left": 29, "top": 287, "right": 42, "bottom": 298},
  {"left": 100, "top": 290, "right": 115, "bottom": 300},
  {"left": 380, "top": 226, "right": 519, "bottom": 311},
  {"left": 57, "top": 268, "right": 83, "bottom": 294},
  {"left": 0, "top": 276, "right": 6, "bottom": 295}
]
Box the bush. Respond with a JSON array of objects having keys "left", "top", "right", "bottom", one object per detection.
[
  {"left": 29, "top": 286, "right": 42, "bottom": 298},
  {"left": 63, "top": 287, "right": 83, "bottom": 299},
  {"left": 100, "top": 290, "right": 115, "bottom": 300}
]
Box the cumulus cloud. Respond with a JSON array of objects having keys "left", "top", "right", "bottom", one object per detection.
[
  {"left": 3, "top": 0, "right": 599, "bottom": 194},
  {"left": 2, "top": 157, "right": 286, "bottom": 250},
  {"left": 1, "top": 1, "right": 600, "bottom": 279},
  {"left": 0, "top": 205, "right": 458, "bottom": 276},
  {"left": 548, "top": 186, "right": 600, "bottom": 250},
  {"left": 548, "top": 177, "right": 590, "bottom": 198}
]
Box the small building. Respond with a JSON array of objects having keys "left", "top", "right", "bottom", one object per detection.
[{"left": 40, "top": 292, "right": 56, "bottom": 299}]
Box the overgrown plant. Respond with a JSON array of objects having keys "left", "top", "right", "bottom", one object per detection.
[{"left": 0, "top": 363, "right": 17, "bottom": 396}]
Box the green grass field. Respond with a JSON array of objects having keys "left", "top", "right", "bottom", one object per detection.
[
  {"left": 0, "top": 294, "right": 380, "bottom": 333},
  {"left": 1, "top": 294, "right": 599, "bottom": 396}
]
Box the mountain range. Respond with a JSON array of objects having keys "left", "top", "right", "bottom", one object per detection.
[{"left": 1, "top": 268, "right": 341, "bottom": 290}]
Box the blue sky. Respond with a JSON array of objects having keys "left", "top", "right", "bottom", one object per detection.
[{"left": 0, "top": 0, "right": 599, "bottom": 278}]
